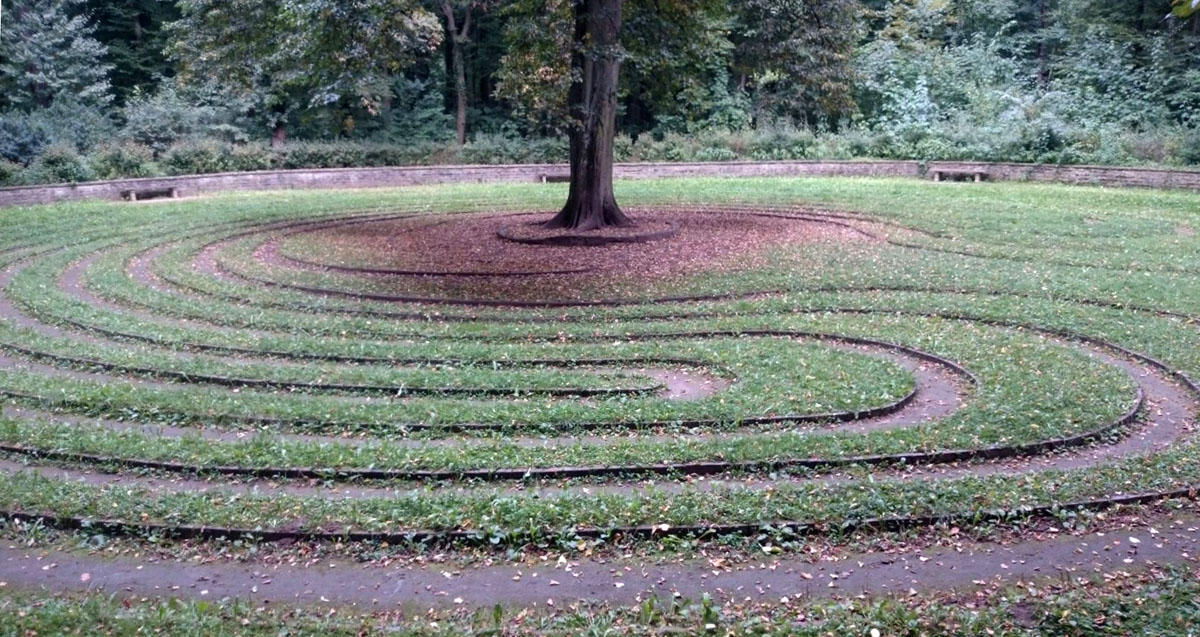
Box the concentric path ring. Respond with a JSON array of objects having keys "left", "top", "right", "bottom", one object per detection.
[{"left": 2, "top": 194, "right": 1199, "bottom": 617}]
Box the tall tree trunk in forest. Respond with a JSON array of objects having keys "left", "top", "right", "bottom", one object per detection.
[
  {"left": 271, "top": 123, "right": 287, "bottom": 148},
  {"left": 1035, "top": 0, "right": 1049, "bottom": 88},
  {"left": 544, "top": 0, "right": 631, "bottom": 231},
  {"left": 440, "top": 1, "right": 470, "bottom": 146}
]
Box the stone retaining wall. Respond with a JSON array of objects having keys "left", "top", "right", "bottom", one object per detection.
[
  {"left": 929, "top": 161, "right": 1200, "bottom": 190},
  {"left": 0, "top": 159, "right": 1197, "bottom": 208}
]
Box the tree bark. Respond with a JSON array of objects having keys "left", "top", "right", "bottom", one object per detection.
[
  {"left": 544, "top": 0, "right": 631, "bottom": 231},
  {"left": 1035, "top": 0, "right": 1049, "bottom": 88},
  {"left": 441, "top": 1, "right": 470, "bottom": 146},
  {"left": 271, "top": 123, "right": 287, "bottom": 148}
]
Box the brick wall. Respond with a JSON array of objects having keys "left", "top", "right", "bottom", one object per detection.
[
  {"left": 0, "top": 159, "right": 1196, "bottom": 208},
  {"left": 927, "top": 161, "right": 1200, "bottom": 190}
]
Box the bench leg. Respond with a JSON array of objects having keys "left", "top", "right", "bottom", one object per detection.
[
  {"left": 933, "top": 172, "right": 942, "bottom": 182},
  {"left": 974, "top": 173, "right": 982, "bottom": 182}
]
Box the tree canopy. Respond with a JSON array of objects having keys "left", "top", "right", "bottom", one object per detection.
[
  {"left": 1, "top": 0, "right": 1198, "bottom": 185},
  {"left": 0, "top": 0, "right": 113, "bottom": 110},
  {"left": 167, "top": 0, "right": 442, "bottom": 142}
]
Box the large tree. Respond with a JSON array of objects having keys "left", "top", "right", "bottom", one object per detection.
[
  {"left": 0, "top": 0, "right": 113, "bottom": 111},
  {"left": 732, "top": 0, "right": 859, "bottom": 127},
  {"left": 508, "top": 0, "right": 856, "bottom": 231},
  {"left": 545, "top": 0, "right": 629, "bottom": 230},
  {"left": 430, "top": 1, "right": 497, "bottom": 145},
  {"left": 168, "top": 0, "right": 441, "bottom": 145},
  {"left": 84, "top": 0, "right": 180, "bottom": 103}
]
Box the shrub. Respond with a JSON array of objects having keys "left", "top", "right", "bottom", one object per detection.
[
  {"left": 459, "top": 133, "right": 528, "bottom": 165},
  {"left": 122, "top": 83, "right": 252, "bottom": 153},
  {"left": 521, "top": 137, "right": 569, "bottom": 164},
  {"left": 5, "top": 123, "right": 1200, "bottom": 188},
  {"left": 694, "top": 146, "right": 738, "bottom": 162},
  {"left": 162, "top": 140, "right": 237, "bottom": 175},
  {"left": 24, "top": 98, "right": 116, "bottom": 153},
  {"left": 88, "top": 143, "right": 159, "bottom": 180},
  {"left": 0, "top": 159, "right": 26, "bottom": 186},
  {"left": 273, "top": 142, "right": 363, "bottom": 169},
  {"left": 360, "top": 142, "right": 447, "bottom": 167},
  {"left": 1178, "top": 129, "right": 1200, "bottom": 166},
  {"left": 743, "top": 128, "right": 817, "bottom": 161},
  {"left": 25, "top": 143, "right": 94, "bottom": 183},
  {"left": 0, "top": 116, "right": 49, "bottom": 165},
  {"left": 613, "top": 134, "right": 636, "bottom": 162},
  {"left": 227, "top": 144, "right": 272, "bottom": 172}
]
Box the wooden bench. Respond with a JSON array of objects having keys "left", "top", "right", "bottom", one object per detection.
[
  {"left": 539, "top": 174, "right": 571, "bottom": 184},
  {"left": 121, "top": 187, "right": 179, "bottom": 202},
  {"left": 932, "top": 170, "right": 987, "bottom": 183}
]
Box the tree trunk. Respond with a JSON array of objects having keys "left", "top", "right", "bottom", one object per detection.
[
  {"left": 451, "top": 36, "right": 468, "bottom": 145},
  {"left": 441, "top": 2, "right": 471, "bottom": 146},
  {"left": 544, "top": 0, "right": 631, "bottom": 231},
  {"left": 271, "top": 123, "right": 287, "bottom": 149},
  {"left": 1035, "top": 0, "right": 1049, "bottom": 88}
]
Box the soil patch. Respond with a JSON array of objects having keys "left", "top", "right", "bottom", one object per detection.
[
  {"left": 265, "top": 208, "right": 880, "bottom": 301},
  {"left": 496, "top": 218, "right": 680, "bottom": 247},
  {"left": 3, "top": 513, "right": 1197, "bottom": 610}
]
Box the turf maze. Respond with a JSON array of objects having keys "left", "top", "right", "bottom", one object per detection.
[{"left": 2, "top": 184, "right": 1200, "bottom": 607}]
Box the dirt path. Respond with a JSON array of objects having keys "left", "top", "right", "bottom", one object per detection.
[
  {"left": 0, "top": 338, "right": 1176, "bottom": 502},
  {"left": 4, "top": 204, "right": 1200, "bottom": 614},
  {"left": 3, "top": 512, "right": 1196, "bottom": 610}
]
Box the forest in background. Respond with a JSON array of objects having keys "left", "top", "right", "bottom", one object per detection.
[{"left": 1, "top": 0, "right": 1198, "bottom": 186}]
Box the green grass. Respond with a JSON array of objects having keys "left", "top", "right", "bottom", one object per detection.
[
  {"left": 2, "top": 564, "right": 1197, "bottom": 635},
  {"left": 0, "top": 175, "right": 1197, "bottom": 544}
]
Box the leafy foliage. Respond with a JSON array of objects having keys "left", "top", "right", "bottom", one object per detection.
[
  {"left": 0, "top": 0, "right": 114, "bottom": 111},
  {"left": 120, "top": 80, "right": 254, "bottom": 152},
  {"left": 0, "top": 116, "right": 50, "bottom": 165},
  {"left": 732, "top": 0, "right": 860, "bottom": 127},
  {"left": 24, "top": 142, "right": 95, "bottom": 183},
  {"left": 82, "top": 0, "right": 181, "bottom": 103},
  {"left": 2, "top": 0, "right": 1200, "bottom": 185},
  {"left": 167, "top": 0, "right": 443, "bottom": 137}
]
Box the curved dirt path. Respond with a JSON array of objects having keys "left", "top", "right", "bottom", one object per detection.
[
  {"left": 0, "top": 337, "right": 1172, "bottom": 502},
  {"left": 2, "top": 511, "right": 1197, "bottom": 610},
  {"left": 2, "top": 255, "right": 982, "bottom": 441},
  {"left": 1, "top": 242, "right": 1172, "bottom": 496},
  {"left": 4, "top": 204, "right": 1199, "bottom": 613},
  {"left": 3, "top": 260, "right": 738, "bottom": 403}
]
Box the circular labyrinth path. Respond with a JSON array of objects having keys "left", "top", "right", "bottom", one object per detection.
[{"left": 3, "top": 181, "right": 1200, "bottom": 618}]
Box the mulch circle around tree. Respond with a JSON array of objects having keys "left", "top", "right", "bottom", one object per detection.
[
  {"left": 495, "top": 218, "right": 681, "bottom": 247},
  {"left": 260, "top": 208, "right": 882, "bottom": 302}
]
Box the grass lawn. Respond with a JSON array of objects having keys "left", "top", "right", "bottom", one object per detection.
[{"left": 1, "top": 176, "right": 1199, "bottom": 630}]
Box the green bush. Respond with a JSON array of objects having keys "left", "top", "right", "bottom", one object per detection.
[
  {"left": 694, "top": 146, "right": 738, "bottom": 162},
  {"left": 6, "top": 122, "right": 1200, "bottom": 188},
  {"left": 459, "top": 134, "right": 527, "bottom": 164},
  {"left": 25, "top": 143, "right": 94, "bottom": 183},
  {"left": 0, "top": 116, "right": 49, "bottom": 165},
  {"left": 88, "top": 143, "right": 159, "bottom": 180},
  {"left": 521, "top": 137, "right": 569, "bottom": 164},
  {"left": 742, "top": 128, "right": 817, "bottom": 160},
  {"left": 227, "top": 144, "right": 272, "bottom": 172},
  {"left": 162, "top": 140, "right": 239, "bottom": 175},
  {"left": 121, "top": 83, "right": 252, "bottom": 153},
  {"left": 1175, "top": 129, "right": 1200, "bottom": 166},
  {"left": 273, "top": 142, "right": 362, "bottom": 169},
  {"left": 0, "top": 159, "right": 26, "bottom": 186}
]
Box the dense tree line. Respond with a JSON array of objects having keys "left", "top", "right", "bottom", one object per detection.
[{"left": 1, "top": 0, "right": 1198, "bottom": 186}]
